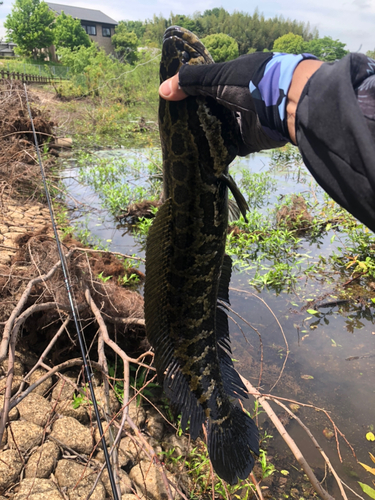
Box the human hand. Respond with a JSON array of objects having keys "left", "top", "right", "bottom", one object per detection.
[
  {"left": 158, "top": 53, "right": 287, "bottom": 155},
  {"left": 159, "top": 74, "right": 187, "bottom": 101}
]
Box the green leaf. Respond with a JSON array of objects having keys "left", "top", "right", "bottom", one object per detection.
[
  {"left": 280, "top": 470, "right": 289, "bottom": 476},
  {"left": 307, "top": 309, "right": 319, "bottom": 315},
  {"left": 330, "top": 234, "right": 336, "bottom": 244},
  {"left": 358, "top": 482, "right": 375, "bottom": 499},
  {"left": 371, "top": 298, "right": 375, "bottom": 304}
]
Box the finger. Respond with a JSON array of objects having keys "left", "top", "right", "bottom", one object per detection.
[{"left": 159, "top": 74, "right": 188, "bottom": 101}]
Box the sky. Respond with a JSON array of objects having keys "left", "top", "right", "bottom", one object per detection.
[{"left": 0, "top": 0, "right": 374, "bottom": 54}]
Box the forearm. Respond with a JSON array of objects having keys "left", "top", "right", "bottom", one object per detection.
[{"left": 286, "top": 60, "right": 324, "bottom": 144}]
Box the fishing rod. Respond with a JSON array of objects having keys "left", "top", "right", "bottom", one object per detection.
[{"left": 23, "top": 84, "right": 120, "bottom": 500}]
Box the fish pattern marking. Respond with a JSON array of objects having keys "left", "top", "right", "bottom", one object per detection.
[{"left": 144, "top": 26, "right": 259, "bottom": 485}]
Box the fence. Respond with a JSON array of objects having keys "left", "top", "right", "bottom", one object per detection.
[
  {"left": 0, "top": 69, "right": 61, "bottom": 84},
  {"left": 0, "top": 62, "right": 70, "bottom": 79}
]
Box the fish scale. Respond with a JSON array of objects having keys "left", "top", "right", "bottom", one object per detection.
[{"left": 144, "top": 25, "right": 259, "bottom": 485}]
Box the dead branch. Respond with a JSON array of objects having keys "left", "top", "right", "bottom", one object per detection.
[
  {"left": 25, "top": 317, "right": 71, "bottom": 380},
  {"left": 0, "top": 247, "right": 75, "bottom": 362},
  {"left": 239, "top": 374, "right": 335, "bottom": 500},
  {"left": 71, "top": 247, "right": 145, "bottom": 262},
  {"left": 84, "top": 286, "right": 153, "bottom": 371},
  {"left": 271, "top": 398, "right": 348, "bottom": 500},
  {"left": 230, "top": 288, "right": 289, "bottom": 392}
]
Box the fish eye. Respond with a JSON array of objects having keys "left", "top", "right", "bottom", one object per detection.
[{"left": 182, "top": 51, "right": 190, "bottom": 63}]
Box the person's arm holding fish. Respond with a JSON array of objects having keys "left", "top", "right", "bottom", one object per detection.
[{"left": 159, "top": 52, "right": 375, "bottom": 233}]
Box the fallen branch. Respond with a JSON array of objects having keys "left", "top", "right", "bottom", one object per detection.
[
  {"left": 0, "top": 247, "right": 75, "bottom": 362},
  {"left": 271, "top": 398, "right": 348, "bottom": 500},
  {"left": 240, "top": 374, "right": 335, "bottom": 500}
]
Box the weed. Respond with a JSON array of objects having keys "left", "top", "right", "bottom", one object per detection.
[
  {"left": 97, "top": 271, "right": 112, "bottom": 283},
  {"left": 358, "top": 452, "right": 375, "bottom": 499},
  {"left": 108, "top": 362, "right": 159, "bottom": 406},
  {"left": 118, "top": 273, "right": 140, "bottom": 287},
  {"left": 72, "top": 385, "right": 91, "bottom": 409}
]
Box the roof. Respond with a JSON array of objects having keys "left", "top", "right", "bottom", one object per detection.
[{"left": 46, "top": 2, "right": 118, "bottom": 25}]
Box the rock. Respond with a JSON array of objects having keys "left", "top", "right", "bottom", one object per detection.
[
  {"left": 0, "top": 396, "right": 18, "bottom": 421},
  {"left": 129, "top": 461, "right": 181, "bottom": 500},
  {"left": 55, "top": 459, "right": 106, "bottom": 500},
  {"left": 101, "top": 468, "right": 134, "bottom": 497},
  {"left": 95, "top": 445, "right": 129, "bottom": 468},
  {"left": 121, "top": 496, "right": 138, "bottom": 500},
  {"left": 17, "top": 393, "right": 52, "bottom": 427},
  {"left": 148, "top": 437, "right": 163, "bottom": 456},
  {"left": 0, "top": 375, "right": 23, "bottom": 395},
  {"left": 8, "top": 421, "right": 43, "bottom": 453},
  {"left": 50, "top": 416, "right": 93, "bottom": 455},
  {"left": 14, "top": 348, "right": 38, "bottom": 370},
  {"left": 1, "top": 357, "right": 24, "bottom": 376},
  {"left": 27, "top": 368, "right": 53, "bottom": 396},
  {"left": 163, "top": 434, "right": 191, "bottom": 458},
  {"left": 51, "top": 373, "right": 77, "bottom": 401},
  {"left": 54, "top": 398, "right": 89, "bottom": 424},
  {"left": 146, "top": 411, "right": 165, "bottom": 440},
  {"left": 14, "top": 478, "right": 64, "bottom": 500},
  {"left": 0, "top": 428, "right": 7, "bottom": 450},
  {"left": 94, "top": 421, "right": 112, "bottom": 448},
  {"left": 0, "top": 449, "right": 23, "bottom": 493},
  {"left": 25, "top": 441, "right": 60, "bottom": 479},
  {"left": 93, "top": 386, "right": 120, "bottom": 417},
  {"left": 124, "top": 400, "right": 146, "bottom": 431},
  {"left": 119, "top": 436, "right": 147, "bottom": 466}
]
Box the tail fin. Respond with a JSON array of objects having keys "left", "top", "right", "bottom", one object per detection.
[{"left": 208, "top": 405, "right": 259, "bottom": 485}]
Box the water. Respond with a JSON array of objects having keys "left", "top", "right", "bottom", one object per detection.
[{"left": 61, "top": 149, "right": 375, "bottom": 495}]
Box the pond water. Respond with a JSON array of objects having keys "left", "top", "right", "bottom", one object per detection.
[{"left": 61, "top": 149, "right": 375, "bottom": 497}]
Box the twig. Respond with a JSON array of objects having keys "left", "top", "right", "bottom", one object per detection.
[
  {"left": 84, "top": 286, "right": 153, "bottom": 371},
  {"left": 0, "top": 247, "right": 75, "bottom": 362},
  {"left": 0, "top": 330, "right": 17, "bottom": 447},
  {"left": 10, "top": 358, "right": 101, "bottom": 409},
  {"left": 230, "top": 288, "right": 289, "bottom": 392},
  {"left": 239, "top": 374, "right": 334, "bottom": 500},
  {"left": 97, "top": 331, "right": 121, "bottom": 498},
  {"left": 24, "top": 317, "right": 71, "bottom": 380},
  {"left": 250, "top": 472, "right": 264, "bottom": 500},
  {"left": 271, "top": 398, "right": 348, "bottom": 500},
  {"left": 71, "top": 247, "right": 145, "bottom": 262}
]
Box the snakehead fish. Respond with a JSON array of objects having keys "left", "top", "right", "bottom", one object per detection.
[{"left": 144, "top": 26, "right": 259, "bottom": 485}]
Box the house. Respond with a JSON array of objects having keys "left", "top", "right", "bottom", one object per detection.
[
  {"left": 47, "top": 2, "right": 118, "bottom": 55},
  {"left": 0, "top": 42, "right": 17, "bottom": 57}
]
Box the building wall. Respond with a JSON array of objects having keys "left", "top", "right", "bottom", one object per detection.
[{"left": 86, "top": 24, "right": 116, "bottom": 54}]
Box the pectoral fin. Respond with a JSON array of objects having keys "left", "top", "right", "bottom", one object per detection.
[{"left": 220, "top": 173, "right": 249, "bottom": 223}]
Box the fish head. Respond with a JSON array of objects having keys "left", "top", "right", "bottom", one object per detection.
[{"left": 160, "top": 26, "right": 214, "bottom": 83}]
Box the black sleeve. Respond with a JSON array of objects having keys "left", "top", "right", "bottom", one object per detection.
[{"left": 296, "top": 53, "right": 375, "bottom": 233}]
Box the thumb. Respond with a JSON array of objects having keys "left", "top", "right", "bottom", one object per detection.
[{"left": 159, "top": 74, "right": 188, "bottom": 101}]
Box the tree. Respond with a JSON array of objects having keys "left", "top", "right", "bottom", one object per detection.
[
  {"left": 112, "top": 22, "right": 139, "bottom": 64},
  {"left": 4, "top": 0, "right": 55, "bottom": 58},
  {"left": 201, "top": 33, "right": 239, "bottom": 62},
  {"left": 273, "top": 32, "right": 307, "bottom": 54},
  {"left": 119, "top": 20, "right": 145, "bottom": 41},
  {"left": 53, "top": 11, "right": 91, "bottom": 50},
  {"left": 367, "top": 49, "right": 375, "bottom": 59},
  {"left": 306, "top": 36, "right": 348, "bottom": 61}
]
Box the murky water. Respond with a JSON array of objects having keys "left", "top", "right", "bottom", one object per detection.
[{"left": 61, "top": 149, "right": 375, "bottom": 496}]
